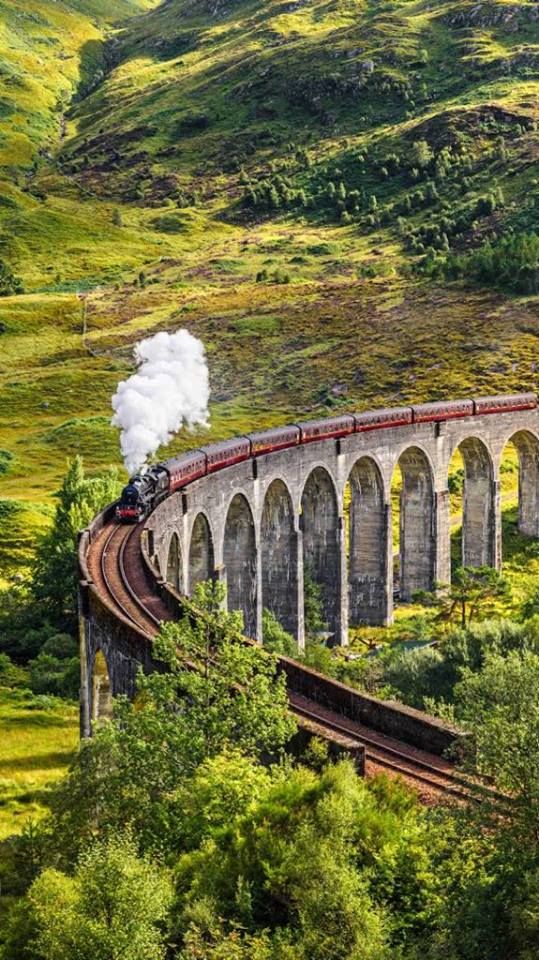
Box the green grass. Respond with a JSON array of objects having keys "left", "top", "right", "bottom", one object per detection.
[{"left": 0, "top": 687, "right": 78, "bottom": 840}]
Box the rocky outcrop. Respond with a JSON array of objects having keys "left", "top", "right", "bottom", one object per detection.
[{"left": 445, "top": 1, "right": 539, "bottom": 31}]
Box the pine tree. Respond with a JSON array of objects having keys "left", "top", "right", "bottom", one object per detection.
[{"left": 32, "top": 458, "right": 120, "bottom": 630}]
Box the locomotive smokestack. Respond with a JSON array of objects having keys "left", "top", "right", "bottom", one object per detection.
[{"left": 111, "top": 329, "right": 210, "bottom": 475}]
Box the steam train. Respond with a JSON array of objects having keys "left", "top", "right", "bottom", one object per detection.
[{"left": 116, "top": 393, "right": 537, "bottom": 522}]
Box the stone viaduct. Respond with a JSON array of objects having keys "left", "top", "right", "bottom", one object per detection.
[{"left": 143, "top": 407, "right": 539, "bottom": 648}]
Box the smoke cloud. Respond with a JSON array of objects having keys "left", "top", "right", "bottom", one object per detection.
[{"left": 111, "top": 329, "right": 210, "bottom": 476}]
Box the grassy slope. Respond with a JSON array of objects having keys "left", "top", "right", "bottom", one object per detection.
[
  {"left": 0, "top": 0, "right": 537, "bottom": 566},
  {"left": 0, "top": 687, "right": 78, "bottom": 840}
]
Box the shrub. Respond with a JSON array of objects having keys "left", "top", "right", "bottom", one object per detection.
[
  {"left": 0, "top": 449, "right": 13, "bottom": 475},
  {"left": 262, "top": 609, "right": 297, "bottom": 656},
  {"left": 0, "top": 652, "right": 28, "bottom": 687},
  {"left": 442, "top": 232, "right": 539, "bottom": 294},
  {"left": 476, "top": 194, "right": 496, "bottom": 216},
  {"left": 28, "top": 652, "right": 80, "bottom": 699},
  {"left": 409, "top": 140, "right": 433, "bottom": 171},
  {"left": 0, "top": 258, "right": 23, "bottom": 296}
]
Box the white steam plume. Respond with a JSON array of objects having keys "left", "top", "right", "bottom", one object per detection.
[{"left": 111, "top": 329, "right": 210, "bottom": 476}]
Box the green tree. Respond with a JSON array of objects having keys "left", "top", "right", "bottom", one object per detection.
[
  {"left": 49, "top": 582, "right": 296, "bottom": 860},
  {"left": 0, "top": 257, "right": 23, "bottom": 296},
  {"left": 303, "top": 570, "right": 326, "bottom": 638},
  {"left": 173, "top": 762, "right": 436, "bottom": 959},
  {"left": 442, "top": 232, "right": 539, "bottom": 295},
  {"left": 28, "top": 649, "right": 80, "bottom": 699},
  {"left": 173, "top": 750, "right": 273, "bottom": 852},
  {"left": 455, "top": 650, "right": 539, "bottom": 838},
  {"left": 416, "top": 566, "right": 511, "bottom": 628},
  {"left": 384, "top": 617, "right": 532, "bottom": 712},
  {"left": 155, "top": 581, "right": 295, "bottom": 760},
  {"left": 410, "top": 140, "right": 433, "bottom": 170},
  {"left": 431, "top": 651, "right": 539, "bottom": 960},
  {"left": 27, "top": 835, "right": 172, "bottom": 960},
  {"left": 32, "top": 458, "right": 120, "bottom": 631},
  {"left": 262, "top": 608, "right": 297, "bottom": 656}
]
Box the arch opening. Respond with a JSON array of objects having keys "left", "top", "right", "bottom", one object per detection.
[
  {"left": 301, "top": 467, "right": 340, "bottom": 638},
  {"left": 223, "top": 494, "right": 257, "bottom": 637},
  {"left": 166, "top": 532, "right": 183, "bottom": 593},
  {"left": 392, "top": 447, "right": 435, "bottom": 601},
  {"left": 92, "top": 649, "right": 112, "bottom": 723},
  {"left": 504, "top": 431, "right": 539, "bottom": 540},
  {"left": 189, "top": 513, "right": 214, "bottom": 593},
  {"left": 261, "top": 479, "right": 298, "bottom": 639},
  {"left": 345, "top": 457, "right": 388, "bottom": 625},
  {"left": 450, "top": 437, "right": 495, "bottom": 570}
]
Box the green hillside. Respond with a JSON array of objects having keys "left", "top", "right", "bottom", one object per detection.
[{"left": 0, "top": 0, "right": 537, "bottom": 559}]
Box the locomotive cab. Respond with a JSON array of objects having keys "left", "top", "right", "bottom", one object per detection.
[
  {"left": 116, "top": 477, "right": 146, "bottom": 523},
  {"left": 116, "top": 466, "right": 170, "bottom": 523}
]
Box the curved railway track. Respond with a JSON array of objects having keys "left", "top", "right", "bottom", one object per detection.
[
  {"left": 87, "top": 520, "right": 485, "bottom": 806},
  {"left": 91, "top": 522, "right": 166, "bottom": 635},
  {"left": 289, "top": 694, "right": 494, "bottom": 805}
]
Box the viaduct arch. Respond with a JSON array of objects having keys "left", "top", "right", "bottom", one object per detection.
[
  {"left": 189, "top": 512, "right": 214, "bottom": 593},
  {"left": 346, "top": 456, "right": 389, "bottom": 627},
  {"left": 223, "top": 493, "right": 258, "bottom": 637},
  {"left": 261, "top": 478, "right": 298, "bottom": 637}
]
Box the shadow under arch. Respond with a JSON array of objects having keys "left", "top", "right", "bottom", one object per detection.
[
  {"left": 301, "top": 465, "right": 340, "bottom": 637},
  {"left": 346, "top": 456, "right": 389, "bottom": 625},
  {"left": 92, "top": 649, "right": 112, "bottom": 723},
  {"left": 166, "top": 532, "right": 183, "bottom": 593},
  {"left": 223, "top": 493, "right": 257, "bottom": 637},
  {"left": 456, "top": 436, "right": 496, "bottom": 568},
  {"left": 394, "top": 446, "right": 435, "bottom": 600},
  {"left": 189, "top": 513, "right": 214, "bottom": 593},
  {"left": 504, "top": 430, "right": 539, "bottom": 538},
  {"left": 261, "top": 478, "right": 298, "bottom": 638}
]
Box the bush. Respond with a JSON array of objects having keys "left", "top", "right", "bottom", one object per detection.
[
  {"left": 28, "top": 652, "right": 80, "bottom": 699},
  {"left": 0, "top": 449, "right": 13, "bottom": 475},
  {"left": 0, "top": 652, "right": 28, "bottom": 688},
  {"left": 0, "top": 258, "right": 23, "bottom": 296},
  {"left": 262, "top": 609, "right": 297, "bottom": 656},
  {"left": 441, "top": 232, "right": 539, "bottom": 294}
]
